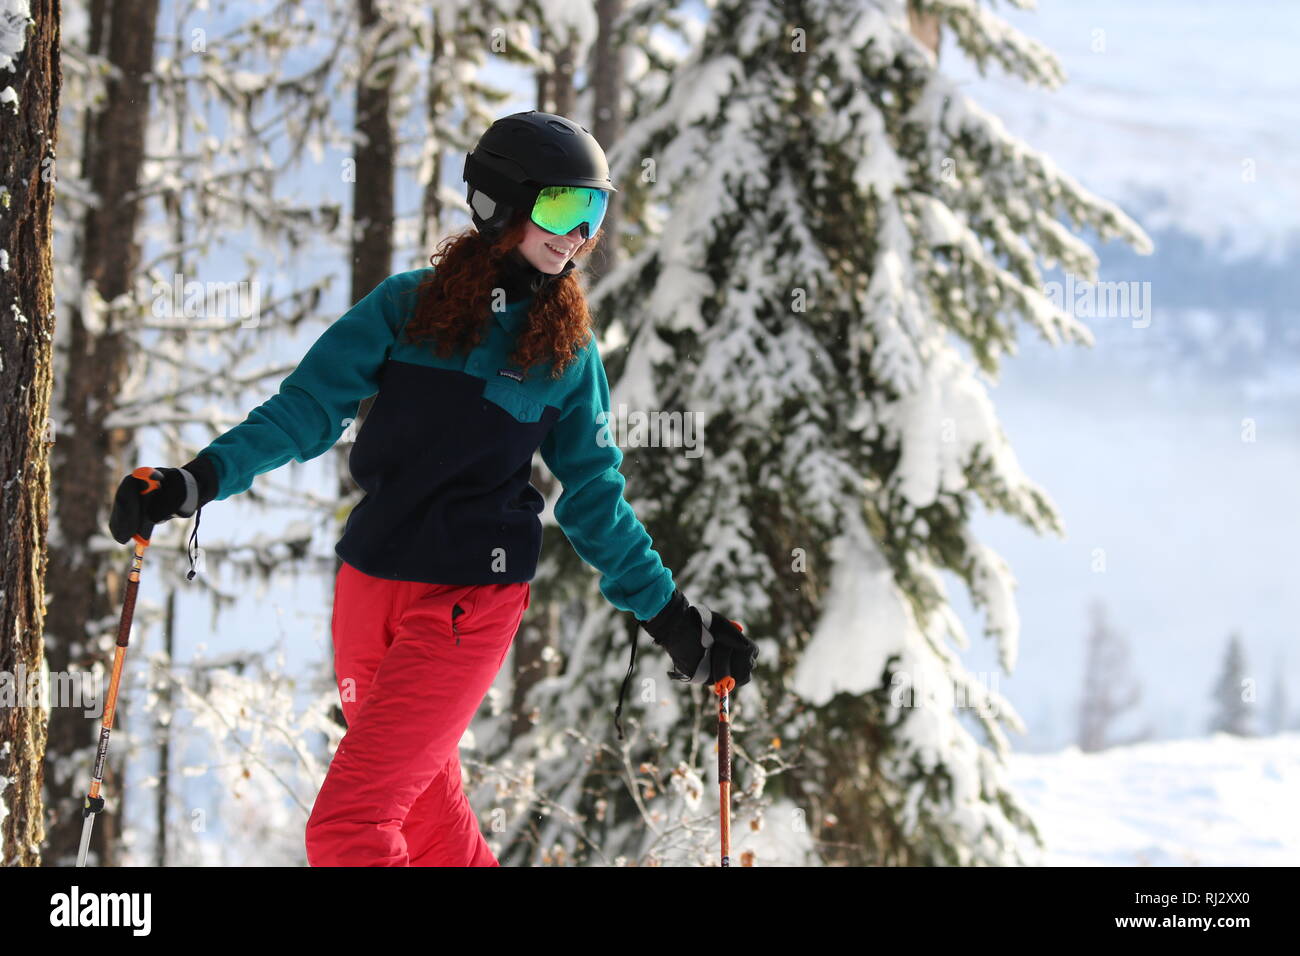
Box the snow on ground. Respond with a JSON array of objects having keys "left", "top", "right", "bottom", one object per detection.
[{"left": 1008, "top": 732, "right": 1300, "bottom": 866}]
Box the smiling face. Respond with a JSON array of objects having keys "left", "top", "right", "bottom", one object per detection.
[{"left": 516, "top": 219, "right": 586, "bottom": 274}]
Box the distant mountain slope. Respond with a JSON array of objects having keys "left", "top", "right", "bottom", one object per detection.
[
  {"left": 938, "top": 0, "right": 1300, "bottom": 397},
  {"left": 998, "top": 228, "right": 1300, "bottom": 402},
  {"left": 944, "top": 0, "right": 1300, "bottom": 262}
]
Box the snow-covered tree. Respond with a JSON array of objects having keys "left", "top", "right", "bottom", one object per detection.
[
  {"left": 1265, "top": 654, "right": 1288, "bottom": 736},
  {"left": 487, "top": 0, "right": 1152, "bottom": 865},
  {"left": 1075, "top": 599, "right": 1146, "bottom": 753},
  {"left": 1209, "top": 632, "right": 1253, "bottom": 737}
]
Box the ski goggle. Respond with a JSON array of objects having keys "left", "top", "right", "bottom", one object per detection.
[{"left": 529, "top": 185, "right": 609, "bottom": 238}]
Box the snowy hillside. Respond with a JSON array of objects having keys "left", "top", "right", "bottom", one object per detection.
[{"left": 1008, "top": 732, "right": 1300, "bottom": 866}]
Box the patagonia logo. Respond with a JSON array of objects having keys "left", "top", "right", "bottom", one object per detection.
[{"left": 497, "top": 368, "right": 525, "bottom": 382}]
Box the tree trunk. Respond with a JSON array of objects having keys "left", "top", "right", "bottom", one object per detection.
[
  {"left": 350, "top": 0, "right": 395, "bottom": 311},
  {"left": 586, "top": 0, "right": 626, "bottom": 286},
  {"left": 419, "top": 11, "right": 447, "bottom": 255},
  {"left": 535, "top": 29, "right": 549, "bottom": 112},
  {"left": 339, "top": 0, "right": 395, "bottom": 577},
  {"left": 43, "top": 0, "right": 160, "bottom": 867},
  {"left": 536, "top": 28, "right": 576, "bottom": 117},
  {"left": 329, "top": 0, "right": 396, "bottom": 733},
  {"left": 550, "top": 38, "right": 576, "bottom": 117},
  {"left": 908, "top": 1, "right": 940, "bottom": 56},
  {"left": 0, "top": 0, "right": 61, "bottom": 869}
]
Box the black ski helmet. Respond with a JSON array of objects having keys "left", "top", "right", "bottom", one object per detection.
[{"left": 463, "top": 111, "right": 617, "bottom": 242}]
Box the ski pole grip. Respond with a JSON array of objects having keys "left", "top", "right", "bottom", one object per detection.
[
  {"left": 131, "top": 466, "right": 162, "bottom": 492},
  {"left": 130, "top": 466, "right": 162, "bottom": 546}
]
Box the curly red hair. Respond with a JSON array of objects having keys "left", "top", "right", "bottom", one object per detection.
[{"left": 403, "top": 213, "right": 601, "bottom": 381}]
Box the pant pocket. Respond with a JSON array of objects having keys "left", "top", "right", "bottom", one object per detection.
[{"left": 450, "top": 587, "right": 480, "bottom": 645}]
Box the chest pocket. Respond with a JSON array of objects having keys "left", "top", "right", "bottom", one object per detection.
[{"left": 482, "top": 377, "right": 546, "bottom": 423}]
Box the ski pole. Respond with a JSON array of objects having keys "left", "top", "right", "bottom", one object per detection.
[
  {"left": 77, "top": 466, "right": 159, "bottom": 867},
  {"left": 714, "top": 674, "right": 735, "bottom": 867}
]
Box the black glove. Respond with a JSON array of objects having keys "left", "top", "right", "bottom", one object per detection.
[
  {"left": 109, "top": 455, "right": 218, "bottom": 545},
  {"left": 639, "top": 589, "right": 758, "bottom": 688}
]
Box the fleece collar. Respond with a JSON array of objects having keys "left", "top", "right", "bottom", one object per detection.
[
  {"left": 501, "top": 245, "right": 577, "bottom": 299},
  {"left": 494, "top": 248, "right": 577, "bottom": 333}
]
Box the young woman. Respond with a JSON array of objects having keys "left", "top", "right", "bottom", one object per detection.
[{"left": 110, "top": 111, "right": 758, "bottom": 866}]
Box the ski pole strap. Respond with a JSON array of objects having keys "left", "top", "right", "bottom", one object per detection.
[
  {"left": 186, "top": 505, "right": 203, "bottom": 581},
  {"left": 614, "top": 627, "right": 640, "bottom": 741},
  {"left": 617, "top": 604, "right": 718, "bottom": 737}
]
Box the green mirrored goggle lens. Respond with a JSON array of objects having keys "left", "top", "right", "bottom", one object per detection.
[{"left": 530, "top": 186, "right": 609, "bottom": 237}]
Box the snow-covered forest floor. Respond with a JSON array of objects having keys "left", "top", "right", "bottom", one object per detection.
[
  {"left": 725, "top": 733, "right": 1299, "bottom": 867},
  {"left": 1007, "top": 732, "right": 1300, "bottom": 866}
]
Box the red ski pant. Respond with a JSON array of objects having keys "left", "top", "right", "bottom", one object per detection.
[{"left": 305, "top": 560, "right": 529, "bottom": 866}]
